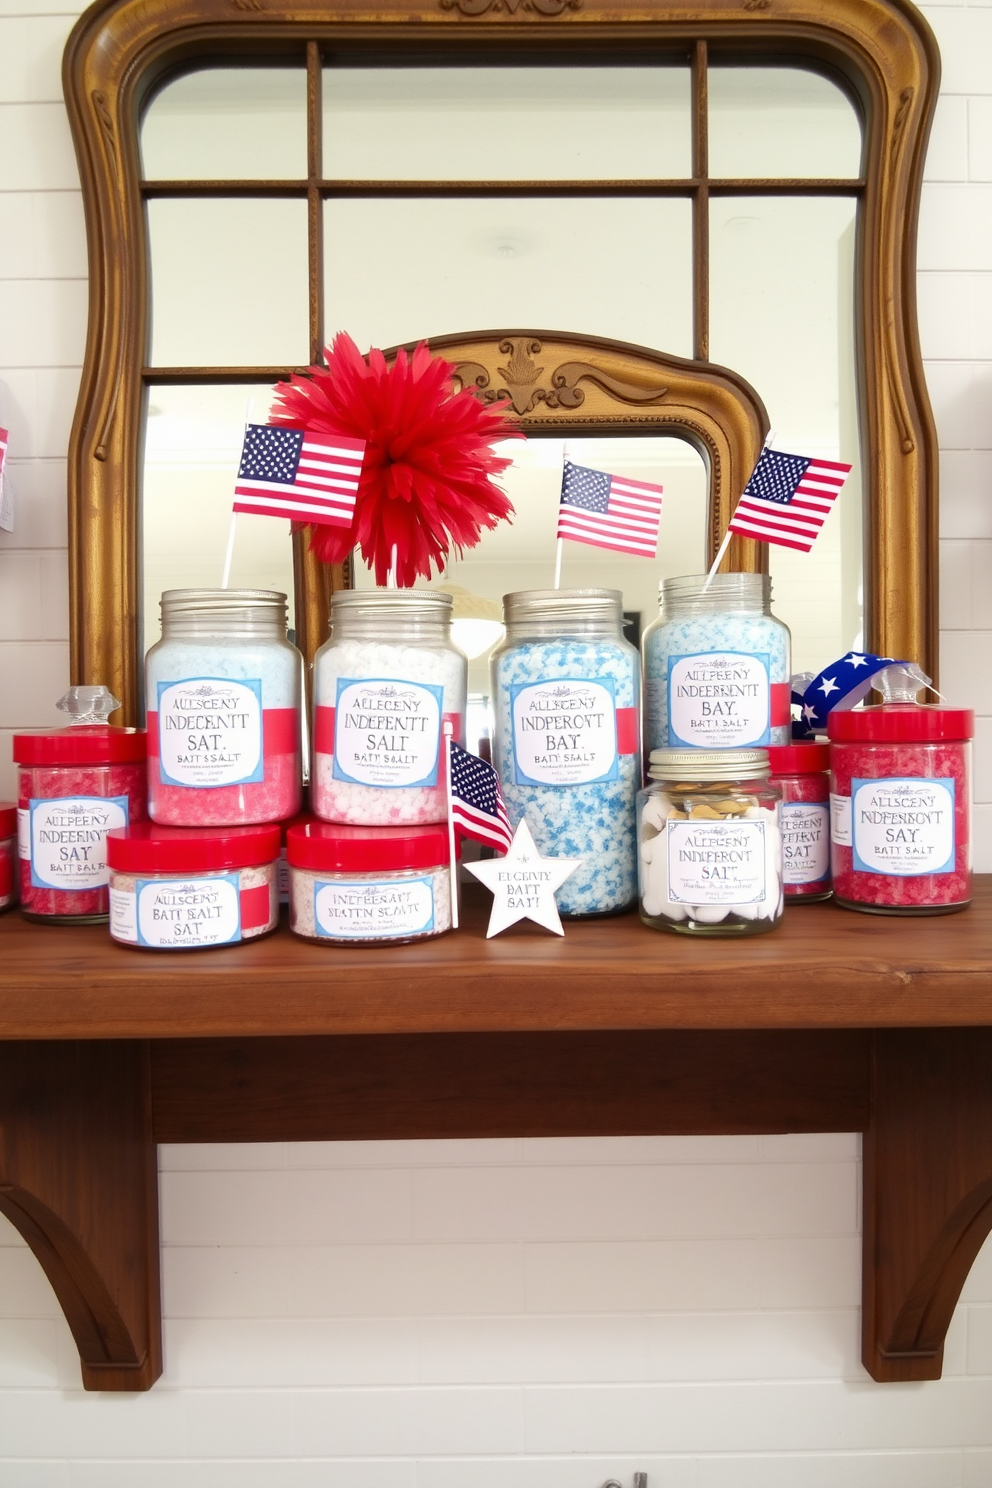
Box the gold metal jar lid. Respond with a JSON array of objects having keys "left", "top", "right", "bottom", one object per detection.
[{"left": 647, "top": 748, "right": 771, "bottom": 782}]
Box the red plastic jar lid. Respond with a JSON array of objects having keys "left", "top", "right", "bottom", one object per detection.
[
  {"left": 287, "top": 820, "right": 455, "bottom": 874},
  {"left": 13, "top": 725, "right": 147, "bottom": 765},
  {"left": 107, "top": 822, "right": 281, "bottom": 873},
  {"left": 827, "top": 704, "right": 973, "bottom": 743},
  {"left": 280, "top": 810, "right": 312, "bottom": 845},
  {"left": 0, "top": 802, "right": 16, "bottom": 837},
  {"left": 767, "top": 743, "right": 830, "bottom": 775}
]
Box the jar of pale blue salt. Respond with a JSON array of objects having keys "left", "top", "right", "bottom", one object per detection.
[
  {"left": 642, "top": 573, "right": 791, "bottom": 753},
  {"left": 491, "top": 589, "right": 640, "bottom": 917}
]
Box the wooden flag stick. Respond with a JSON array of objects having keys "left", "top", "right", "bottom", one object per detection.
[
  {"left": 443, "top": 720, "right": 460, "bottom": 930},
  {"left": 553, "top": 538, "right": 564, "bottom": 591}
]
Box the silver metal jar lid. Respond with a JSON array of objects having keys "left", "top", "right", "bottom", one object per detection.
[
  {"left": 502, "top": 588, "right": 623, "bottom": 624},
  {"left": 330, "top": 588, "right": 453, "bottom": 619},
  {"left": 647, "top": 747, "right": 772, "bottom": 782}
]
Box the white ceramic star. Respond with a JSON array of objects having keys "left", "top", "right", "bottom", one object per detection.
[
  {"left": 464, "top": 818, "right": 585, "bottom": 938},
  {"left": 819, "top": 676, "right": 839, "bottom": 697},
  {"left": 845, "top": 653, "right": 870, "bottom": 668}
]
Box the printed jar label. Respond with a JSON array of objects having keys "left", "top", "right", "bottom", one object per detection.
[
  {"left": 781, "top": 801, "right": 830, "bottom": 885},
  {"left": 18, "top": 807, "right": 29, "bottom": 859},
  {"left": 332, "top": 678, "right": 443, "bottom": 789},
  {"left": 157, "top": 678, "right": 263, "bottom": 789},
  {"left": 852, "top": 777, "right": 955, "bottom": 877},
  {"left": 667, "top": 819, "right": 767, "bottom": 905},
  {"left": 830, "top": 792, "right": 852, "bottom": 847},
  {"left": 29, "top": 795, "right": 128, "bottom": 891},
  {"left": 510, "top": 677, "right": 618, "bottom": 786},
  {"left": 112, "top": 874, "right": 242, "bottom": 947},
  {"left": 313, "top": 877, "right": 435, "bottom": 939},
  {"left": 667, "top": 652, "right": 771, "bottom": 749}
]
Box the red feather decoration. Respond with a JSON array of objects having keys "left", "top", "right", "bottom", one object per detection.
[{"left": 270, "top": 333, "right": 518, "bottom": 587}]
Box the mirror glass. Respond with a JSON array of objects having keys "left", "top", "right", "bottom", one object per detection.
[
  {"left": 322, "top": 66, "right": 692, "bottom": 180},
  {"left": 707, "top": 65, "right": 863, "bottom": 179},
  {"left": 323, "top": 197, "right": 693, "bottom": 354},
  {"left": 141, "top": 66, "right": 308, "bottom": 180},
  {"left": 141, "top": 383, "right": 297, "bottom": 654},
  {"left": 147, "top": 198, "right": 310, "bottom": 366}
]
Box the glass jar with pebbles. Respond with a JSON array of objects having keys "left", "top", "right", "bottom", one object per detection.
[
  {"left": 637, "top": 748, "right": 783, "bottom": 935},
  {"left": 491, "top": 589, "right": 640, "bottom": 917},
  {"left": 312, "top": 590, "right": 467, "bottom": 826},
  {"left": 642, "top": 573, "right": 791, "bottom": 753}
]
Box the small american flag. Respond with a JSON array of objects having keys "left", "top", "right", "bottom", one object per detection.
[
  {"left": 448, "top": 741, "right": 513, "bottom": 854},
  {"left": 234, "top": 423, "right": 365, "bottom": 527},
  {"left": 728, "top": 448, "right": 852, "bottom": 553},
  {"left": 556, "top": 461, "right": 664, "bottom": 558}
]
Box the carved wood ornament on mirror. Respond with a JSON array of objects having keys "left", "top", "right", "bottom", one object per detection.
[{"left": 62, "top": 0, "right": 940, "bottom": 723}]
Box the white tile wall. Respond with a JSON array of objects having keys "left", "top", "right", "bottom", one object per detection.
[{"left": 1, "top": 3, "right": 992, "bottom": 1482}]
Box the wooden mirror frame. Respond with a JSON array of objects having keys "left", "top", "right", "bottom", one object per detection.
[{"left": 62, "top": 0, "right": 939, "bottom": 724}]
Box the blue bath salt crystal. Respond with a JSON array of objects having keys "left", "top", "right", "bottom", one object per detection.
[
  {"left": 643, "top": 607, "right": 791, "bottom": 753},
  {"left": 492, "top": 639, "right": 639, "bottom": 916}
]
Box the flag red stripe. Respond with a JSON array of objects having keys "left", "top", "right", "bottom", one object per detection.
[
  {"left": 732, "top": 504, "right": 823, "bottom": 535},
  {"left": 558, "top": 527, "right": 657, "bottom": 557},
  {"left": 559, "top": 508, "right": 659, "bottom": 538}
]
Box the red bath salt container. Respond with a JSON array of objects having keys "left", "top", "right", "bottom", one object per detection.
[
  {"left": 0, "top": 802, "right": 17, "bottom": 912},
  {"left": 767, "top": 743, "right": 832, "bottom": 902},
  {"left": 828, "top": 702, "right": 973, "bottom": 915},
  {"left": 14, "top": 725, "right": 148, "bottom": 923}
]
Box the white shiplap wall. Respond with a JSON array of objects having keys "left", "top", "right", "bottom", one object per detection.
[{"left": 1, "top": 0, "right": 992, "bottom": 1482}]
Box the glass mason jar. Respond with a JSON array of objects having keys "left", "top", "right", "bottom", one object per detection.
[
  {"left": 767, "top": 742, "right": 832, "bottom": 902},
  {"left": 145, "top": 589, "right": 303, "bottom": 828},
  {"left": 312, "top": 589, "right": 467, "bottom": 826},
  {"left": 637, "top": 748, "right": 783, "bottom": 935},
  {"left": 642, "top": 573, "right": 792, "bottom": 753},
  {"left": 491, "top": 588, "right": 640, "bottom": 917}
]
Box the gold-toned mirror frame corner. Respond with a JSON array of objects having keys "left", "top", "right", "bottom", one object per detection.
[{"left": 62, "top": 0, "right": 941, "bottom": 724}]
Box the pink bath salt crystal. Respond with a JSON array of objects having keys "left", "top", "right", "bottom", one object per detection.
[
  {"left": 0, "top": 803, "right": 17, "bottom": 911},
  {"left": 148, "top": 745, "right": 301, "bottom": 827},
  {"left": 768, "top": 743, "right": 832, "bottom": 900}
]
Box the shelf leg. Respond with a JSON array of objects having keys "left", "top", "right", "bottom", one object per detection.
[
  {"left": 863, "top": 1028, "right": 992, "bottom": 1382},
  {"left": 0, "top": 1041, "right": 161, "bottom": 1391}
]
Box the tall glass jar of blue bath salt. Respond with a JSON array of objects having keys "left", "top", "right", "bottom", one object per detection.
[
  {"left": 491, "top": 589, "right": 640, "bottom": 917},
  {"left": 642, "top": 573, "right": 791, "bottom": 753}
]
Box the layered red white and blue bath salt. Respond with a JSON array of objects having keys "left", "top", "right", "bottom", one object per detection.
[{"left": 491, "top": 594, "right": 640, "bottom": 917}]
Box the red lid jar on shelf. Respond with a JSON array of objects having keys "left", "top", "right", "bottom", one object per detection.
[
  {"left": 828, "top": 698, "right": 973, "bottom": 915},
  {"left": 0, "top": 802, "right": 17, "bottom": 913},
  {"left": 767, "top": 743, "right": 832, "bottom": 902}
]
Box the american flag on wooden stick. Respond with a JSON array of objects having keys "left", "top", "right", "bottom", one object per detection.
[
  {"left": 234, "top": 423, "right": 365, "bottom": 527},
  {"left": 448, "top": 741, "right": 514, "bottom": 855},
  {"left": 556, "top": 460, "right": 664, "bottom": 558},
  {"left": 728, "top": 448, "right": 852, "bottom": 553}
]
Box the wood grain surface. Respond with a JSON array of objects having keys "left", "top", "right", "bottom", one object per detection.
[{"left": 0, "top": 879, "right": 989, "bottom": 1040}]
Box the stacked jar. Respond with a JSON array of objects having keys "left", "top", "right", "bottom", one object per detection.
[
  {"left": 490, "top": 589, "right": 640, "bottom": 917},
  {"left": 768, "top": 743, "right": 832, "bottom": 901},
  {"left": 1, "top": 802, "right": 19, "bottom": 913}
]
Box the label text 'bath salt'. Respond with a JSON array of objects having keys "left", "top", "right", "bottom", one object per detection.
[
  {"left": 667, "top": 818, "right": 767, "bottom": 904},
  {"left": 157, "top": 678, "right": 263, "bottom": 788},
  {"left": 510, "top": 678, "right": 618, "bottom": 786},
  {"left": 333, "top": 678, "right": 443, "bottom": 789},
  {"left": 29, "top": 795, "right": 129, "bottom": 890},
  {"left": 852, "top": 777, "right": 955, "bottom": 876},
  {"left": 667, "top": 652, "right": 770, "bottom": 748}
]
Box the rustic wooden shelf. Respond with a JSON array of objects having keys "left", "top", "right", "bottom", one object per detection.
[{"left": 1, "top": 880, "right": 991, "bottom": 1392}]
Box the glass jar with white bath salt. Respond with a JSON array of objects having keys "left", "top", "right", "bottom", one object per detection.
[
  {"left": 107, "top": 822, "right": 280, "bottom": 949},
  {"left": 491, "top": 588, "right": 640, "bottom": 917},
  {"left": 312, "top": 589, "right": 467, "bottom": 827},
  {"left": 145, "top": 589, "right": 303, "bottom": 828},
  {"left": 767, "top": 742, "right": 832, "bottom": 902},
  {"left": 0, "top": 803, "right": 17, "bottom": 913},
  {"left": 637, "top": 748, "right": 783, "bottom": 936},
  {"left": 286, "top": 819, "right": 455, "bottom": 944},
  {"left": 642, "top": 573, "right": 791, "bottom": 753}
]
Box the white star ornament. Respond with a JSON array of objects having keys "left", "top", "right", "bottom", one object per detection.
[{"left": 464, "top": 818, "right": 585, "bottom": 938}]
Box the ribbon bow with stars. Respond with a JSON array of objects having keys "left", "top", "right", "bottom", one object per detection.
[{"left": 792, "top": 651, "right": 909, "bottom": 737}]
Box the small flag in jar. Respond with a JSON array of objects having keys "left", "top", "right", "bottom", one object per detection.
[{"left": 234, "top": 423, "right": 365, "bottom": 527}]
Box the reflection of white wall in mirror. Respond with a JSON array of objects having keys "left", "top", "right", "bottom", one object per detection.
[
  {"left": 322, "top": 67, "right": 692, "bottom": 181},
  {"left": 707, "top": 67, "right": 863, "bottom": 179},
  {"left": 141, "top": 67, "right": 308, "bottom": 180},
  {"left": 141, "top": 385, "right": 295, "bottom": 653}
]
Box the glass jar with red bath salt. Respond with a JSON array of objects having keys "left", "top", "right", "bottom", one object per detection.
[
  {"left": 107, "top": 822, "right": 280, "bottom": 949},
  {"left": 828, "top": 675, "right": 972, "bottom": 915},
  {"left": 0, "top": 803, "right": 17, "bottom": 913},
  {"left": 145, "top": 589, "right": 303, "bottom": 828},
  {"left": 14, "top": 687, "right": 148, "bottom": 923},
  {"left": 767, "top": 743, "right": 832, "bottom": 901}
]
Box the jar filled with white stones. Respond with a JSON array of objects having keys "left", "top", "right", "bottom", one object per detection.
[
  {"left": 642, "top": 573, "right": 791, "bottom": 753},
  {"left": 491, "top": 588, "right": 640, "bottom": 917},
  {"left": 637, "top": 748, "right": 783, "bottom": 936},
  {"left": 312, "top": 589, "right": 467, "bottom": 825}
]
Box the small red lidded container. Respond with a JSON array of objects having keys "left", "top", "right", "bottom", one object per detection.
[
  {"left": 0, "top": 802, "right": 18, "bottom": 912},
  {"left": 107, "top": 821, "right": 280, "bottom": 949},
  {"left": 828, "top": 668, "right": 972, "bottom": 915},
  {"left": 14, "top": 687, "right": 148, "bottom": 923},
  {"left": 767, "top": 743, "right": 831, "bottom": 901}
]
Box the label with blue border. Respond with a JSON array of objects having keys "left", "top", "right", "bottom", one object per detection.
[
  {"left": 157, "top": 677, "right": 263, "bottom": 788},
  {"left": 667, "top": 650, "right": 771, "bottom": 749},
  {"left": 510, "top": 676, "right": 618, "bottom": 786},
  {"left": 313, "top": 876, "right": 436, "bottom": 938},
  {"left": 29, "top": 794, "right": 129, "bottom": 890},
  {"left": 852, "top": 776, "right": 955, "bottom": 876},
  {"left": 332, "top": 677, "right": 443, "bottom": 789}
]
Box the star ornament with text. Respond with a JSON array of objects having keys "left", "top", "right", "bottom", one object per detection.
[{"left": 464, "top": 818, "right": 585, "bottom": 938}]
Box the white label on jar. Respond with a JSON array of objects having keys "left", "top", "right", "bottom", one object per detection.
[
  {"left": 18, "top": 807, "right": 29, "bottom": 858},
  {"left": 852, "top": 777, "right": 955, "bottom": 877},
  {"left": 109, "top": 886, "right": 138, "bottom": 943},
  {"left": 831, "top": 792, "right": 852, "bottom": 847},
  {"left": 781, "top": 801, "right": 830, "bottom": 884},
  {"left": 333, "top": 678, "right": 443, "bottom": 789},
  {"left": 667, "top": 652, "right": 770, "bottom": 749},
  {"left": 135, "top": 874, "right": 241, "bottom": 947},
  {"left": 313, "top": 877, "right": 435, "bottom": 939},
  {"left": 157, "top": 678, "right": 263, "bottom": 788},
  {"left": 29, "top": 795, "right": 128, "bottom": 890},
  {"left": 510, "top": 678, "right": 618, "bottom": 786},
  {"left": 667, "top": 819, "right": 767, "bottom": 905}
]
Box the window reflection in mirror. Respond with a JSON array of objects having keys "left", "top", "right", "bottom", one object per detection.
[
  {"left": 707, "top": 65, "right": 863, "bottom": 179},
  {"left": 141, "top": 66, "right": 308, "bottom": 180}
]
